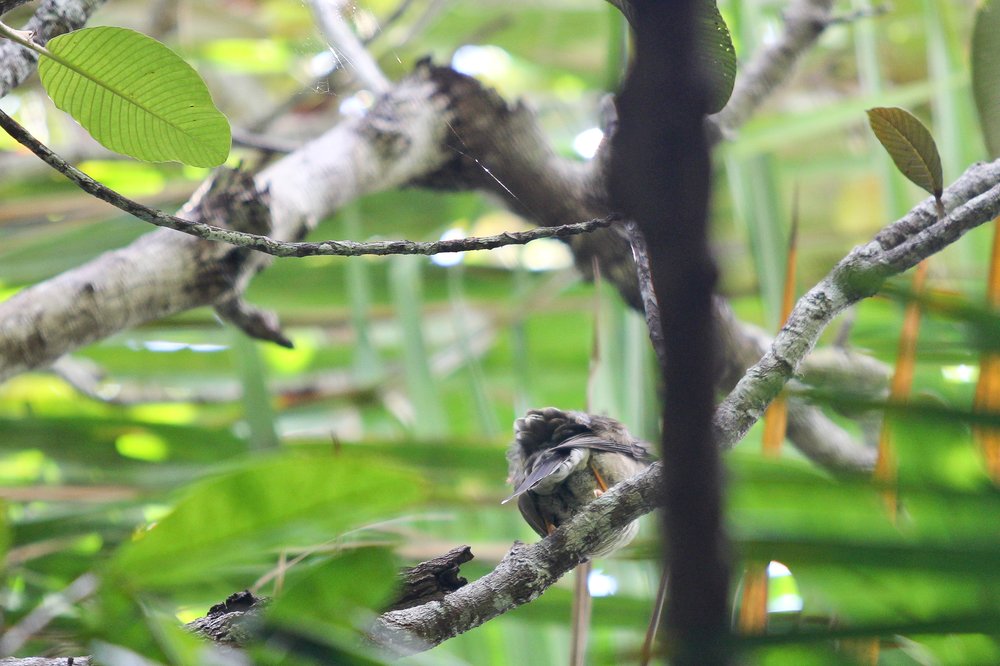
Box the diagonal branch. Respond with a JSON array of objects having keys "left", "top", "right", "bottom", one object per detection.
[
  {"left": 0, "top": 110, "right": 614, "bottom": 258},
  {"left": 715, "top": 159, "right": 1000, "bottom": 447},
  {"left": 370, "top": 461, "right": 663, "bottom": 655}
]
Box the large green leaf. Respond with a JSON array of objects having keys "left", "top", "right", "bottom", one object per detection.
[
  {"left": 866, "top": 106, "right": 943, "bottom": 200},
  {"left": 37, "top": 27, "right": 230, "bottom": 167},
  {"left": 107, "top": 454, "right": 424, "bottom": 589},
  {"left": 972, "top": 0, "right": 1000, "bottom": 158}
]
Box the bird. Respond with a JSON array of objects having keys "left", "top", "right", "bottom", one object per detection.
[{"left": 503, "top": 407, "right": 655, "bottom": 557}]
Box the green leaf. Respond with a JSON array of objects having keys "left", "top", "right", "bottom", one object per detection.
[
  {"left": 254, "top": 549, "right": 399, "bottom": 663},
  {"left": 266, "top": 548, "right": 398, "bottom": 639},
  {"left": 91, "top": 587, "right": 212, "bottom": 665},
  {"left": 866, "top": 106, "right": 943, "bottom": 199},
  {"left": 698, "top": 1, "right": 736, "bottom": 114},
  {"left": 972, "top": 0, "right": 1000, "bottom": 158},
  {"left": 107, "top": 455, "right": 424, "bottom": 589},
  {"left": 37, "top": 27, "right": 231, "bottom": 167}
]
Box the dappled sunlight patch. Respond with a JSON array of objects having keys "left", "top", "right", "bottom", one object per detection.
[
  {"left": 430, "top": 226, "right": 468, "bottom": 267},
  {"left": 125, "top": 340, "right": 228, "bottom": 354},
  {"left": 942, "top": 364, "right": 978, "bottom": 383},
  {"left": 767, "top": 561, "right": 803, "bottom": 614},
  {"left": 587, "top": 569, "right": 618, "bottom": 598},
  {"left": 452, "top": 44, "right": 512, "bottom": 82},
  {"left": 129, "top": 403, "right": 198, "bottom": 425},
  {"left": 77, "top": 160, "right": 165, "bottom": 198},
  {"left": 115, "top": 431, "right": 170, "bottom": 462},
  {"left": 0, "top": 449, "right": 52, "bottom": 484},
  {"left": 339, "top": 89, "right": 376, "bottom": 117},
  {"left": 0, "top": 375, "right": 106, "bottom": 418},
  {"left": 572, "top": 127, "right": 603, "bottom": 160},
  {"left": 0, "top": 283, "right": 21, "bottom": 303},
  {"left": 262, "top": 331, "right": 318, "bottom": 375},
  {"left": 200, "top": 38, "right": 295, "bottom": 74}
]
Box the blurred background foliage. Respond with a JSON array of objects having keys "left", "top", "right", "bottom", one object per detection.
[{"left": 1, "top": 0, "right": 999, "bottom": 663}]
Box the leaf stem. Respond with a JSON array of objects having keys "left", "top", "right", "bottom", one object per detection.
[{"left": 0, "top": 19, "right": 51, "bottom": 57}]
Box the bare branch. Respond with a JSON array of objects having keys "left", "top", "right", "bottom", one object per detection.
[
  {"left": 714, "top": 159, "right": 1000, "bottom": 448},
  {"left": 624, "top": 220, "right": 666, "bottom": 369},
  {"left": 231, "top": 127, "right": 302, "bottom": 154},
  {"left": 306, "top": 0, "right": 391, "bottom": 93},
  {"left": 0, "top": 108, "right": 614, "bottom": 258},
  {"left": 0, "top": 575, "right": 97, "bottom": 657}
]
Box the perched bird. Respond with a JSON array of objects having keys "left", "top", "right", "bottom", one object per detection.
[{"left": 504, "top": 407, "right": 655, "bottom": 557}]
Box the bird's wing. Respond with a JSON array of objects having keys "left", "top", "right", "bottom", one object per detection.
[
  {"left": 550, "top": 433, "right": 655, "bottom": 461},
  {"left": 501, "top": 447, "right": 587, "bottom": 504}
]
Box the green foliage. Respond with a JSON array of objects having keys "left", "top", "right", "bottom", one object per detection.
[
  {"left": 108, "top": 455, "right": 424, "bottom": 592},
  {"left": 38, "top": 27, "right": 230, "bottom": 166},
  {"left": 2, "top": 1, "right": 1000, "bottom": 664},
  {"left": 259, "top": 548, "right": 399, "bottom": 663}
]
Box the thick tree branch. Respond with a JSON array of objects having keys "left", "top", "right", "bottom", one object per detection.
[
  {"left": 0, "top": 64, "right": 532, "bottom": 381},
  {"left": 714, "top": 159, "right": 1000, "bottom": 448}
]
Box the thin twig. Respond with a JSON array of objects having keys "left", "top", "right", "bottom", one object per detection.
[
  {"left": 624, "top": 220, "right": 666, "bottom": 369},
  {"left": 231, "top": 127, "right": 303, "bottom": 154},
  {"left": 306, "top": 0, "right": 391, "bottom": 93},
  {"left": 0, "top": 574, "right": 98, "bottom": 656},
  {"left": 0, "top": 109, "right": 616, "bottom": 258}
]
